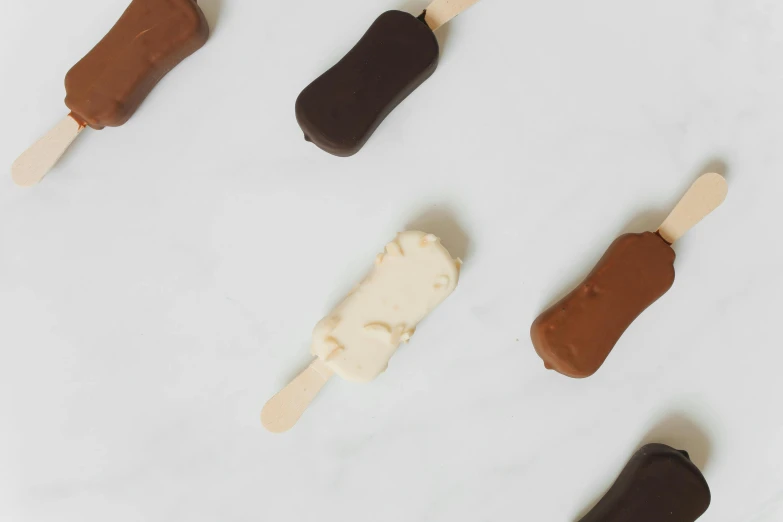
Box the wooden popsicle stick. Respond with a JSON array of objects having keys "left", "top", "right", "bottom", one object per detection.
[
  {"left": 658, "top": 172, "right": 728, "bottom": 244},
  {"left": 261, "top": 358, "right": 334, "bottom": 433},
  {"left": 11, "top": 114, "right": 86, "bottom": 187},
  {"left": 424, "top": 0, "right": 482, "bottom": 31}
]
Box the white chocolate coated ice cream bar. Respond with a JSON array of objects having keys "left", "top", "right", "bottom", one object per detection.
[
  {"left": 262, "top": 230, "right": 461, "bottom": 432},
  {"left": 311, "top": 230, "right": 461, "bottom": 382}
]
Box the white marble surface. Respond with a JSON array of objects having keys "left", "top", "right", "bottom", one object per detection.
[{"left": 1, "top": 0, "right": 782, "bottom": 520}]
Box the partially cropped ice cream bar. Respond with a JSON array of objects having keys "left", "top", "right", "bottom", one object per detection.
[
  {"left": 579, "top": 443, "right": 711, "bottom": 522},
  {"left": 262, "top": 231, "right": 461, "bottom": 432},
  {"left": 65, "top": 0, "right": 209, "bottom": 129}
]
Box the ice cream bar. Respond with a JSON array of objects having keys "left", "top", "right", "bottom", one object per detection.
[
  {"left": 531, "top": 232, "right": 675, "bottom": 377},
  {"left": 12, "top": 0, "right": 209, "bottom": 186},
  {"left": 311, "top": 231, "right": 460, "bottom": 382},
  {"left": 65, "top": 0, "right": 209, "bottom": 129},
  {"left": 295, "top": 0, "right": 482, "bottom": 157},
  {"left": 262, "top": 231, "right": 461, "bottom": 432},
  {"left": 531, "top": 173, "right": 728, "bottom": 378},
  {"left": 579, "top": 443, "right": 711, "bottom": 522},
  {"left": 295, "top": 11, "right": 438, "bottom": 157}
]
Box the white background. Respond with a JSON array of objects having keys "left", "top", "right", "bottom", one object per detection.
[{"left": 1, "top": 0, "right": 782, "bottom": 520}]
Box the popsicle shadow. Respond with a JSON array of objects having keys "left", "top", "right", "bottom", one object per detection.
[
  {"left": 573, "top": 486, "right": 608, "bottom": 521},
  {"left": 200, "top": 0, "right": 223, "bottom": 32},
  {"left": 398, "top": 0, "right": 427, "bottom": 14},
  {"left": 700, "top": 157, "right": 728, "bottom": 180},
  {"left": 641, "top": 412, "right": 712, "bottom": 471},
  {"left": 406, "top": 206, "right": 471, "bottom": 262},
  {"left": 433, "top": 18, "right": 452, "bottom": 51},
  {"left": 572, "top": 414, "right": 712, "bottom": 520}
]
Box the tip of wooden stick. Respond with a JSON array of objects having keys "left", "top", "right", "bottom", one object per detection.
[
  {"left": 11, "top": 115, "right": 85, "bottom": 187},
  {"left": 261, "top": 402, "right": 295, "bottom": 434},
  {"left": 657, "top": 172, "right": 728, "bottom": 244},
  {"left": 260, "top": 359, "right": 333, "bottom": 434},
  {"left": 11, "top": 160, "right": 45, "bottom": 187},
  {"left": 701, "top": 171, "right": 728, "bottom": 197}
]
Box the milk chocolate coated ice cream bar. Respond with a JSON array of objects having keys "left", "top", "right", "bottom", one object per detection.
[
  {"left": 65, "top": 0, "right": 209, "bottom": 129},
  {"left": 531, "top": 173, "right": 728, "bottom": 378},
  {"left": 12, "top": 0, "right": 209, "bottom": 186}
]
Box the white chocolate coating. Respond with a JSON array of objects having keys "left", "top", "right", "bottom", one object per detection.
[{"left": 311, "top": 231, "right": 460, "bottom": 382}]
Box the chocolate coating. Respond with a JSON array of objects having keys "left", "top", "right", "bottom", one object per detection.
[
  {"left": 579, "top": 443, "right": 710, "bottom": 522},
  {"left": 295, "top": 11, "right": 439, "bottom": 157},
  {"left": 531, "top": 232, "right": 675, "bottom": 378},
  {"left": 65, "top": 0, "right": 209, "bottom": 129}
]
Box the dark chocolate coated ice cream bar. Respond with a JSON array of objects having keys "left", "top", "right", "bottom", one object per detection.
[
  {"left": 579, "top": 443, "right": 711, "bottom": 522},
  {"left": 296, "top": 0, "right": 481, "bottom": 157}
]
